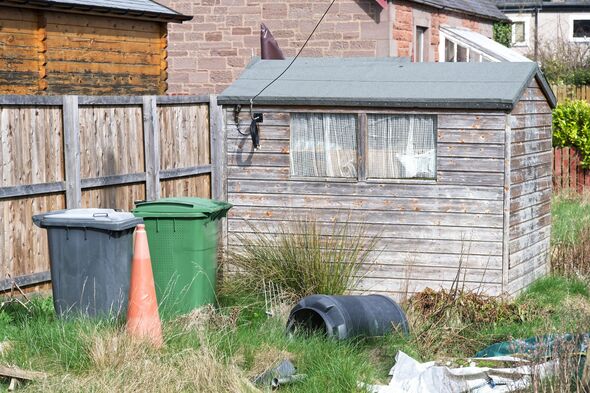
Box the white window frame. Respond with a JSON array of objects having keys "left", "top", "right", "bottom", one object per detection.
[
  {"left": 570, "top": 14, "right": 590, "bottom": 42},
  {"left": 438, "top": 31, "right": 487, "bottom": 63},
  {"left": 510, "top": 16, "right": 529, "bottom": 47}
]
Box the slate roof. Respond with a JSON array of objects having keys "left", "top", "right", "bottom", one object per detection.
[
  {"left": 218, "top": 57, "right": 556, "bottom": 110},
  {"left": 496, "top": 0, "right": 590, "bottom": 10},
  {"left": 409, "top": 0, "right": 509, "bottom": 21},
  {"left": 0, "top": 0, "right": 191, "bottom": 22}
]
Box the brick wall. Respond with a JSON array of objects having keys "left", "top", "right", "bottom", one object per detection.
[{"left": 161, "top": 0, "right": 494, "bottom": 95}]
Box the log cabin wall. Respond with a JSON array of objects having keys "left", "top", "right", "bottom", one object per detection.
[
  {"left": 0, "top": 6, "right": 167, "bottom": 95},
  {"left": 225, "top": 107, "right": 509, "bottom": 300},
  {"left": 507, "top": 79, "right": 553, "bottom": 295}
]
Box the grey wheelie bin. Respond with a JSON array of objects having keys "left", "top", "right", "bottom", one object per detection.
[{"left": 33, "top": 208, "right": 142, "bottom": 318}]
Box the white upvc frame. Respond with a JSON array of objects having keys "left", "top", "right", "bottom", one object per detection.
[
  {"left": 438, "top": 31, "right": 489, "bottom": 63},
  {"left": 509, "top": 16, "right": 530, "bottom": 47},
  {"left": 570, "top": 14, "right": 590, "bottom": 42}
]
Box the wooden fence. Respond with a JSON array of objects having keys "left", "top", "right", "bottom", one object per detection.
[
  {"left": 552, "top": 147, "right": 590, "bottom": 192},
  {"left": 0, "top": 95, "right": 223, "bottom": 291},
  {"left": 549, "top": 85, "right": 590, "bottom": 193},
  {"left": 551, "top": 84, "right": 590, "bottom": 103}
]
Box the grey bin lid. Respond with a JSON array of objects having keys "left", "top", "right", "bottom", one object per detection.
[{"left": 33, "top": 208, "right": 143, "bottom": 231}]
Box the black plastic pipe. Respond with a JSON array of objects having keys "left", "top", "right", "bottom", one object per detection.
[{"left": 286, "top": 294, "right": 409, "bottom": 340}]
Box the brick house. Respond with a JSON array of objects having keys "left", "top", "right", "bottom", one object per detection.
[{"left": 159, "top": 0, "right": 508, "bottom": 95}]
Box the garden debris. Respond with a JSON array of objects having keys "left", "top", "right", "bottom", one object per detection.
[
  {"left": 253, "top": 358, "right": 306, "bottom": 390},
  {"left": 0, "top": 365, "right": 48, "bottom": 391},
  {"left": 360, "top": 351, "right": 556, "bottom": 393},
  {"left": 475, "top": 333, "right": 589, "bottom": 359},
  {"left": 408, "top": 288, "right": 521, "bottom": 325}
]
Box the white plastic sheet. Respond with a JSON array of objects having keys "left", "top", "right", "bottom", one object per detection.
[{"left": 361, "top": 351, "right": 556, "bottom": 393}]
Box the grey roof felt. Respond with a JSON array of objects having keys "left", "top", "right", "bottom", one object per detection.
[
  {"left": 218, "top": 57, "right": 556, "bottom": 110},
  {"left": 410, "top": 0, "right": 508, "bottom": 21},
  {"left": 0, "top": 0, "right": 191, "bottom": 22}
]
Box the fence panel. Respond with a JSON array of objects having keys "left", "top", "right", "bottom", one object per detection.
[
  {"left": 553, "top": 147, "right": 590, "bottom": 192},
  {"left": 550, "top": 86, "right": 590, "bottom": 194},
  {"left": 0, "top": 95, "right": 221, "bottom": 291},
  {"left": 551, "top": 84, "right": 590, "bottom": 103}
]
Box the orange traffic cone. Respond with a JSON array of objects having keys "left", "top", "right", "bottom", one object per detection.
[{"left": 126, "top": 224, "right": 163, "bottom": 347}]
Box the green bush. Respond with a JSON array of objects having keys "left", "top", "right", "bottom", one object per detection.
[
  {"left": 228, "top": 217, "right": 379, "bottom": 298},
  {"left": 493, "top": 22, "right": 512, "bottom": 48},
  {"left": 563, "top": 67, "right": 590, "bottom": 86},
  {"left": 553, "top": 100, "right": 590, "bottom": 168}
]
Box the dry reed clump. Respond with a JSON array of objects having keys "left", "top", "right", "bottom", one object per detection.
[
  {"left": 552, "top": 226, "right": 590, "bottom": 278},
  {"left": 404, "top": 288, "right": 523, "bottom": 358},
  {"left": 23, "top": 329, "right": 259, "bottom": 393},
  {"left": 228, "top": 216, "right": 379, "bottom": 298},
  {"left": 528, "top": 336, "right": 590, "bottom": 393},
  {"left": 408, "top": 288, "right": 522, "bottom": 325},
  {"left": 175, "top": 304, "right": 241, "bottom": 334},
  {"left": 233, "top": 343, "right": 295, "bottom": 380}
]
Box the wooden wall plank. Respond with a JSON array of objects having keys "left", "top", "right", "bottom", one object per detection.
[
  {"left": 158, "top": 103, "right": 210, "bottom": 170},
  {"left": 81, "top": 183, "right": 145, "bottom": 211},
  {"left": 79, "top": 105, "right": 144, "bottom": 179},
  {"left": 63, "top": 95, "right": 81, "bottom": 208},
  {"left": 0, "top": 193, "right": 65, "bottom": 280},
  {"left": 160, "top": 175, "right": 211, "bottom": 199},
  {"left": 508, "top": 80, "right": 552, "bottom": 295},
  {"left": 225, "top": 108, "right": 507, "bottom": 297},
  {"left": 143, "top": 97, "right": 160, "bottom": 201}
]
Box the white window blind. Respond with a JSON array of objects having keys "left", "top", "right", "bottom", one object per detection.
[
  {"left": 367, "top": 114, "right": 436, "bottom": 179},
  {"left": 290, "top": 113, "right": 357, "bottom": 178}
]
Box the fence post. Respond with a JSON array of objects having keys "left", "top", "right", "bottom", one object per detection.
[
  {"left": 209, "top": 95, "right": 224, "bottom": 201},
  {"left": 143, "top": 96, "right": 160, "bottom": 201},
  {"left": 63, "top": 95, "right": 81, "bottom": 208}
]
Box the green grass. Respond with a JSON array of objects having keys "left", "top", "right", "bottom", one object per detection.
[
  {"left": 2, "top": 275, "right": 589, "bottom": 392},
  {"left": 551, "top": 192, "right": 590, "bottom": 245},
  {"left": 2, "top": 194, "right": 590, "bottom": 391}
]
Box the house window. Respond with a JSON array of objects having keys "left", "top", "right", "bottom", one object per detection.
[
  {"left": 367, "top": 114, "right": 436, "bottom": 179},
  {"left": 512, "top": 21, "right": 526, "bottom": 45},
  {"left": 290, "top": 113, "right": 358, "bottom": 178},
  {"left": 573, "top": 19, "right": 590, "bottom": 40},
  {"left": 415, "top": 26, "right": 428, "bottom": 62}
]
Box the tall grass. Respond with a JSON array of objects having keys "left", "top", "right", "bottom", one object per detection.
[
  {"left": 551, "top": 192, "right": 590, "bottom": 277},
  {"left": 228, "top": 217, "right": 379, "bottom": 298}
]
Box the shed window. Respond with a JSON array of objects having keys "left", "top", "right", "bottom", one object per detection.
[
  {"left": 290, "top": 113, "right": 358, "bottom": 178},
  {"left": 367, "top": 115, "right": 436, "bottom": 179}
]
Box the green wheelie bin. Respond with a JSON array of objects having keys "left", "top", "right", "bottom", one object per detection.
[{"left": 132, "top": 197, "right": 231, "bottom": 316}]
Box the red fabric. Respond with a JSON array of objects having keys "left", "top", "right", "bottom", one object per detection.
[{"left": 375, "top": 0, "right": 388, "bottom": 8}]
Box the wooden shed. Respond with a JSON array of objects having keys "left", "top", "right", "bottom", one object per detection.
[
  {"left": 217, "top": 58, "right": 557, "bottom": 298},
  {"left": 0, "top": 0, "right": 190, "bottom": 95}
]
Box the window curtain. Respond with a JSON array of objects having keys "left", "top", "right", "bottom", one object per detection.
[
  {"left": 367, "top": 114, "right": 436, "bottom": 179},
  {"left": 290, "top": 113, "right": 357, "bottom": 178}
]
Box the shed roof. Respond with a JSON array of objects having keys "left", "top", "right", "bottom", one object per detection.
[
  {"left": 407, "top": 0, "right": 509, "bottom": 21},
  {"left": 218, "top": 57, "right": 556, "bottom": 110},
  {"left": 0, "top": 0, "right": 191, "bottom": 22}
]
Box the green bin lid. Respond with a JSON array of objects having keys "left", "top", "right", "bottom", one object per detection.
[{"left": 133, "top": 197, "right": 232, "bottom": 219}]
